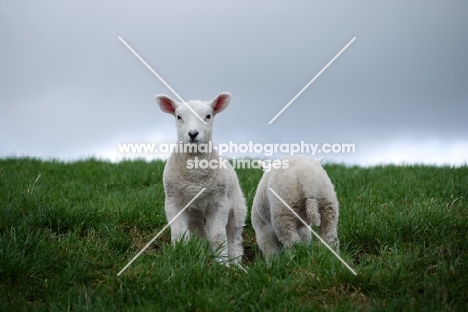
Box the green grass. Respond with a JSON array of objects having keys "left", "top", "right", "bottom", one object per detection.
[{"left": 1, "top": 158, "right": 467, "bottom": 311}]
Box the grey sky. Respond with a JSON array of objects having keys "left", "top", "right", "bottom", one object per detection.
[{"left": 1, "top": 1, "right": 467, "bottom": 165}]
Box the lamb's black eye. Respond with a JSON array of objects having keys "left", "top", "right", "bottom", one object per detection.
[
  {"left": 205, "top": 114, "right": 211, "bottom": 120},
  {"left": 177, "top": 115, "right": 182, "bottom": 120}
]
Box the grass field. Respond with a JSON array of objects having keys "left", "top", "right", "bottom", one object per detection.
[{"left": 1, "top": 158, "right": 467, "bottom": 311}]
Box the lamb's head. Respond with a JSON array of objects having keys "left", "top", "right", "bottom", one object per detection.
[{"left": 156, "top": 92, "right": 231, "bottom": 145}]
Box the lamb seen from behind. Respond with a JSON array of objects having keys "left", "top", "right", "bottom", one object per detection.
[
  {"left": 156, "top": 92, "right": 247, "bottom": 265},
  {"left": 252, "top": 155, "right": 339, "bottom": 261}
]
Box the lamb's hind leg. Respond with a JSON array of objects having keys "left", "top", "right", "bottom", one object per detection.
[
  {"left": 271, "top": 198, "right": 301, "bottom": 249},
  {"left": 253, "top": 210, "right": 281, "bottom": 261},
  {"left": 252, "top": 200, "right": 280, "bottom": 262},
  {"left": 318, "top": 200, "right": 339, "bottom": 249}
]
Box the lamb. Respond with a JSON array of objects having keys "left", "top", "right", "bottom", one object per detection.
[
  {"left": 155, "top": 92, "right": 247, "bottom": 265},
  {"left": 251, "top": 155, "right": 339, "bottom": 260}
]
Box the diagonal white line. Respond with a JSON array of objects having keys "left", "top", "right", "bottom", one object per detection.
[
  {"left": 118, "top": 36, "right": 206, "bottom": 125},
  {"left": 117, "top": 188, "right": 206, "bottom": 276},
  {"left": 268, "top": 37, "right": 356, "bottom": 124},
  {"left": 268, "top": 188, "right": 357, "bottom": 275}
]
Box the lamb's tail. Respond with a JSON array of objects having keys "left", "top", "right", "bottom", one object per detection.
[{"left": 305, "top": 198, "right": 321, "bottom": 226}]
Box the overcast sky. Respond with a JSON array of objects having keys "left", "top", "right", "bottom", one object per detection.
[{"left": 1, "top": 1, "right": 467, "bottom": 166}]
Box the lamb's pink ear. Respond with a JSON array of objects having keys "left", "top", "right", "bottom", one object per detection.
[
  {"left": 156, "top": 94, "right": 178, "bottom": 115},
  {"left": 210, "top": 92, "right": 231, "bottom": 115}
]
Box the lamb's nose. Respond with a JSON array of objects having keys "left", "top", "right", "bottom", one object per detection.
[{"left": 188, "top": 130, "right": 199, "bottom": 140}]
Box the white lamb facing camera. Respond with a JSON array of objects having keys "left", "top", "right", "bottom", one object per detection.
[{"left": 155, "top": 92, "right": 247, "bottom": 266}]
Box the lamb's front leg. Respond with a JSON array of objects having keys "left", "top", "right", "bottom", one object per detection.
[
  {"left": 205, "top": 201, "right": 230, "bottom": 265},
  {"left": 165, "top": 197, "right": 189, "bottom": 243}
]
